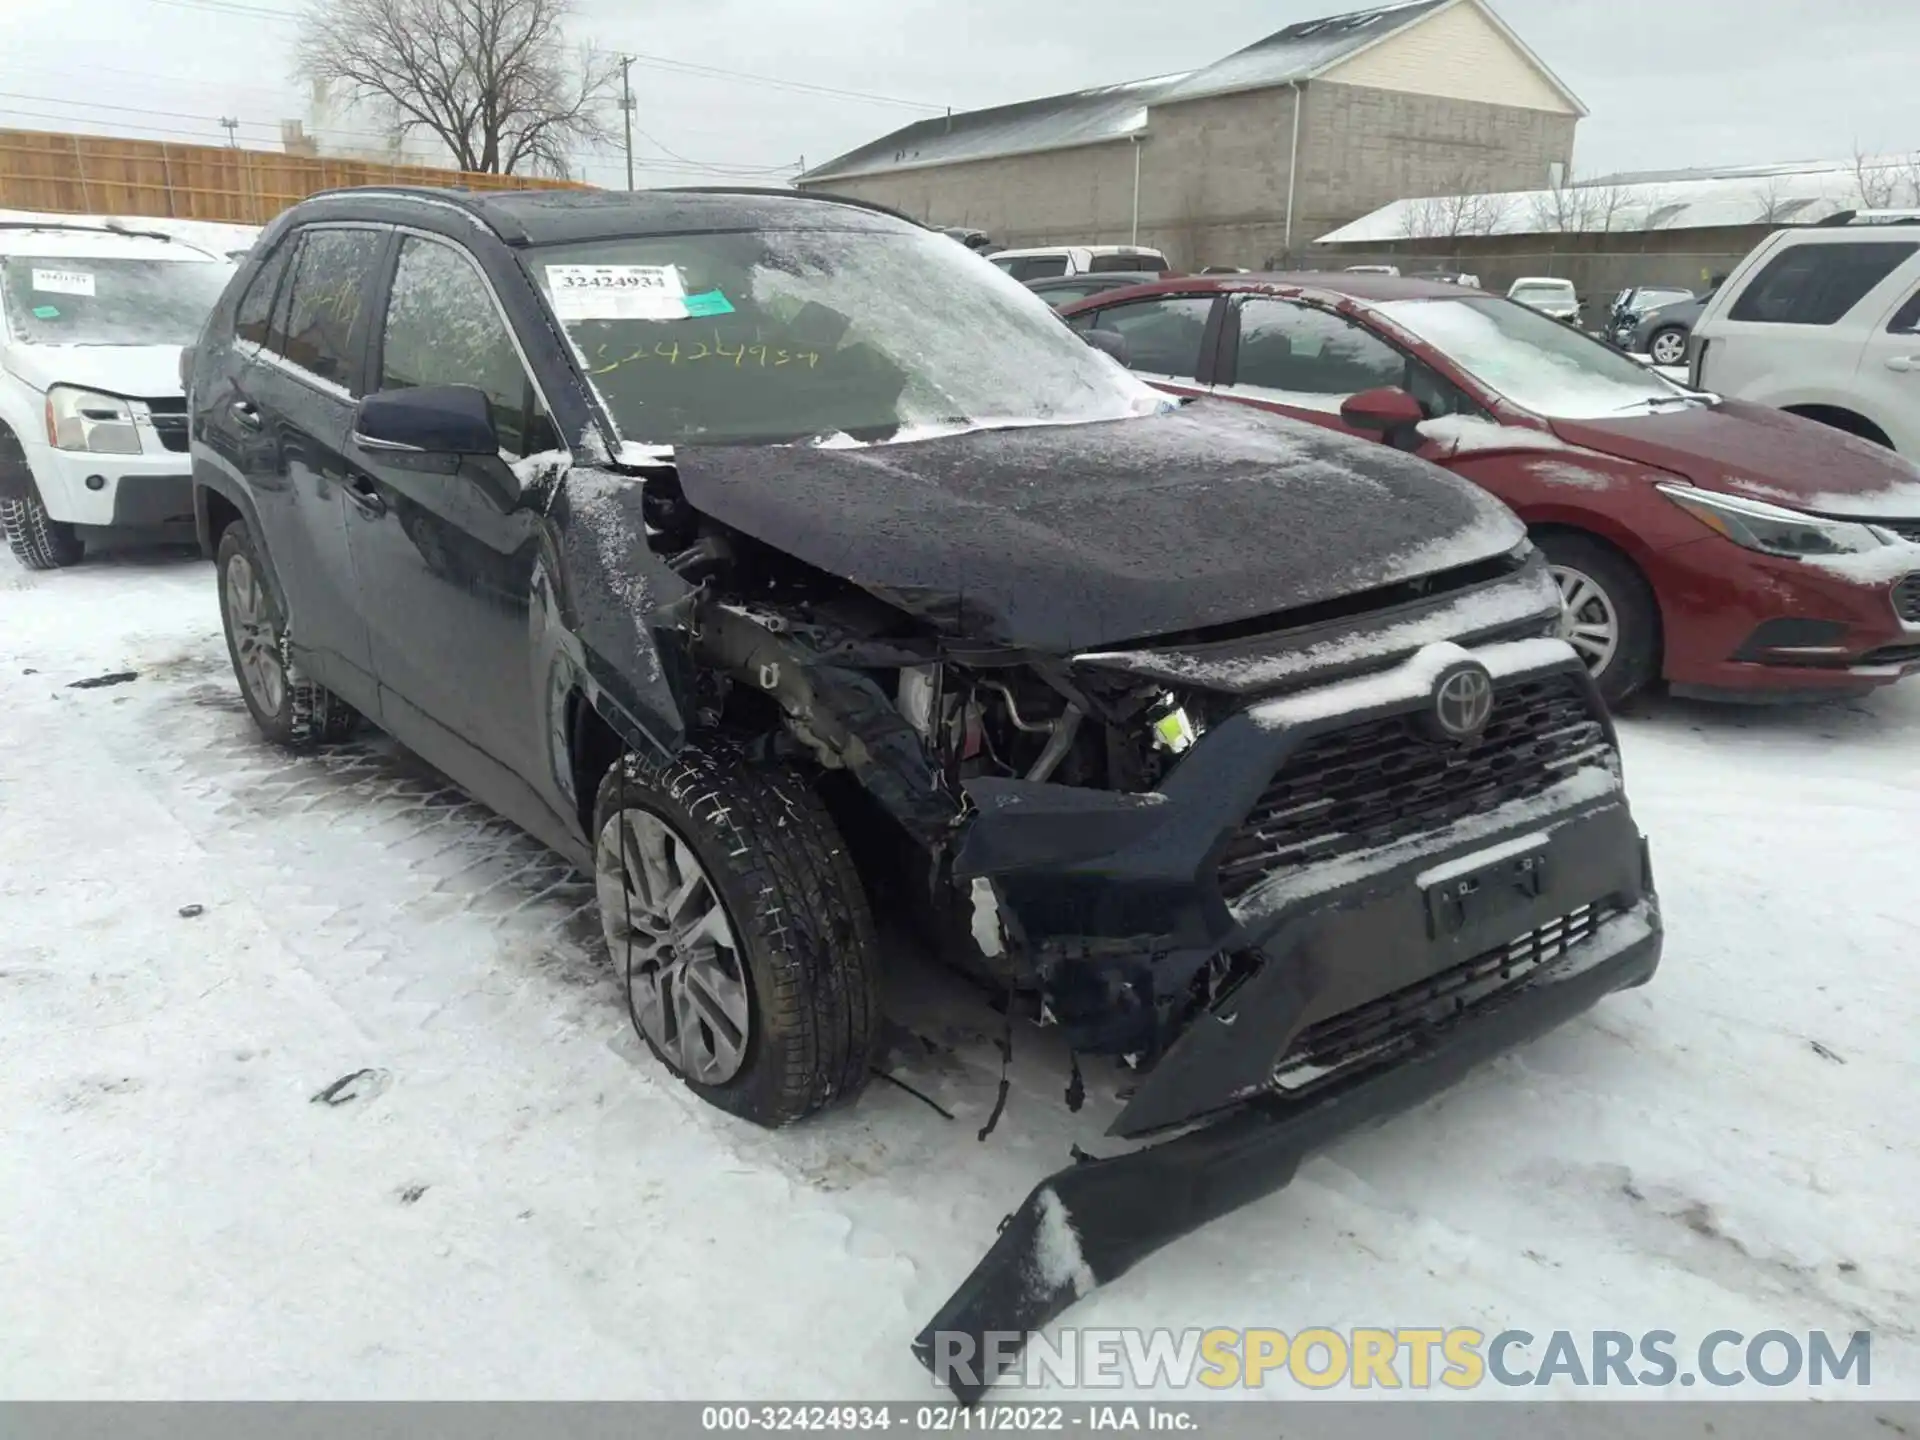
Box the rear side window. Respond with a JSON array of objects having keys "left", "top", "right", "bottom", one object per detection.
[
  {"left": 1091, "top": 252, "right": 1167, "bottom": 274},
  {"left": 1007, "top": 255, "right": 1069, "bottom": 281},
  {"left": 378, "top": 236, "right": 544, "bottom": 457},
  {"left": 274, "top": 228, "right": 388, "bottom": 393},
  {"left": 1728, "top": 241, "right": 1919, "bottom": 325},
  {"left": 1079, "top": 296, "right": 1213, "bottom": 380},
  {"left": 234, "top": 238, "right": 293, "bottom": 347}
]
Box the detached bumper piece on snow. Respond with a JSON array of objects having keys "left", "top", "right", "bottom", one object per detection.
[{"left": 917, "top": 638, "right": 1665, "bottom": 1402}]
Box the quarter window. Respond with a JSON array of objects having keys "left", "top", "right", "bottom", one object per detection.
[
  {"left": 273, "top": 228, "right": 387, "bottom": 393},
  {"left": 1888, "top": 287, "right": 1920, "bottom": 334},
  {"left": 1233, "top": 299, "right": 1407, "bottom": 399},
  {"left": 234, "top": 238, "right": 293, "bottom": 348},
  {"left": 1081, "top": 296, "right": 1214, "bottom": 380},
  {"left": 1727, "top": 242, "right": 1919, "bottom": 326},
  {"left": 378, "top": 236, "right": 545, "bottom": 456}
]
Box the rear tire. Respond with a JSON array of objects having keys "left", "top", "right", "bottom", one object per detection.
[
  {"left": 593, "top": 743, "right": 881, "bottom": 1127},
  {"left": 1536, "top": 531, "right": 1661, "bottom": 708},
  {"left": 1, "top": 488, "right": 85, "bottom": 570},
  {"left": 215, "top": 520, "right": 358, "bottom": 748},
  {"left": 1647, "top": 327, "right": 1687, "bottom": 367}
]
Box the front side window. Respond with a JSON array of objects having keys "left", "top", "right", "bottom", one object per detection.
[
  {"left": 0, "top": 253, "right": 232, "bottom": 346},
  {"left": 530, "top": 226, "right": 1157, "bottom": 446},
  {"left": 1379, "top": 296, "right": 1692, "bottom": 419},
  {"left": 1232, "top": 298, "right": 1407, "bottom": 402},
  {"left": 379, "top": 237, "right": 544, "bottom": 456},
  {"left": 275, "top": 228, "right": 387, "bottom": 393},
  {"left": 1728, "top": 242, "right": 1919, "bottom": 326},
  {"left": 1084, "top": 296, "right": 1214, "bottom": 381}
]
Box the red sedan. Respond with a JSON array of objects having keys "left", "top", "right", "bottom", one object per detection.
[{"left": 1058, "top": 274, "right": 1920, "bottom": 705}]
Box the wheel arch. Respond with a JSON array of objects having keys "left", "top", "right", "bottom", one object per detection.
[
  {"left": 1528, "top": 520, "right": 1670, "bottom": 673},
  {"left": 192, "top": 475, "right": 290, "bottom": 613},
  {"left": 1779, "top": 404, "right": 1894, "bottom": 450},
  {"left": 0, "top": 417, "right": 35, "bottom": 502}
]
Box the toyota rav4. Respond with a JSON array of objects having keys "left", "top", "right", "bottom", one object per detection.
[{"left": 184, "top": 185, "right": 1662, "bottom": 1398}]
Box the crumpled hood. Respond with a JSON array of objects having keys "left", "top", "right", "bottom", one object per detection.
[
  {"left": 1, "top": 343, "right": 185, "bottom": 401},
  {"left": 669, "top": 400, "right": 1525, "bottom": 652},
  {"left": 1550, "top": 400, "right": 1920, "bottom": 518}
]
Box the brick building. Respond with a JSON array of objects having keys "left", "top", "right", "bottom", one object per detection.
[{"left": 794, "top": 0, "right": 1585, "bottom": 271}]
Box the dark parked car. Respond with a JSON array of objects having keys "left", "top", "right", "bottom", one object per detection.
[
  {"left": 1023, "top": 271, "right": 1165, "bottom": 307},
  {"left": 1627, "top": 288, "right": 1716, "bottom": 365},
  {"left": 1606, "top": 285, "right": 1697, "bottom": 351},
  {"left": 186, "top": 189, "right": 1660, "bottom": 1395},
  {"left": 1060, "top": 273, "right": 1920, "bottom": 705}
]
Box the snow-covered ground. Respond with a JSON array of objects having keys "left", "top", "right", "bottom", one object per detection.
[{"left": 2, "top": 547, "right": 1916, "bottom": 1399}]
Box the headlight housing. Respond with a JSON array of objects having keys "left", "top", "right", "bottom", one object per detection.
[
  {"left": 1656, "top": 482, "right": 1888, "bottom": 558},
  {"left": 44, "top": 386, "right": 142, "bottom": 455}
]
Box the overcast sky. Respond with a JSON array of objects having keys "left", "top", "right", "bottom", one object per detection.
[{"left": 3, "top": 0, "right": 1917, "bottom": 196}]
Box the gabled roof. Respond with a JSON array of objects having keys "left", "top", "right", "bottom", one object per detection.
[
  {"left": 799, "top": 0, "right": 1565, "bottom": 185},
  {"left": 1153, "top": 0, "right": 1448, "bottom": 106}
]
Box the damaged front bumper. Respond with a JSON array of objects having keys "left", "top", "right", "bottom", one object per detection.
[{"left": 924, "top": 636, "right": 1663, "bottom": 1399}]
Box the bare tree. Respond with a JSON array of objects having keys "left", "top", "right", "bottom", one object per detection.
[
  {"left": 296, "top": 0, "right": 619, "bottom": 176},
  {"left": 1901, "top": 150, "right": 1920, "bottom": 209},
  {"left": 1398, "top": 169, "right": 1509, "bottom": 242},
  {"left": 1751, "top": 178, "right": 1798, "bottom": 224},
  {"left": 1528, "top": 168, "right": 1632, "bottom": 234},
  {"left": 1851, "top": 144, "right": 1900, "bottom": 211}
]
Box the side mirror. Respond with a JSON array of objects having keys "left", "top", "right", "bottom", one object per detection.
[
  {"left": 1083, "top": 328, "right": 1132, "bottom": 367},
  {"left": 1340, "top": 386, "right": 1426, "bottom": 451},
  {"left": 353, "top": 384, "right": 499, "bottom": 456}
]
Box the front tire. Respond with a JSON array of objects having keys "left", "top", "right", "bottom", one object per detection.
[
  {"left": 593, "top": 743, "right": 881, "bottom": 1127},
  {"left": 1537, "top": 531, "right": 1661, "bottom": 708},
  {"left": 1, "top": 487, "right": 85, "bottom": 570},
  {"left": 215, "top": 520, "right": 358, "bottom": 748},
  {"left": 1647, "top": 327, "right": 1687, "bottom": 367}
]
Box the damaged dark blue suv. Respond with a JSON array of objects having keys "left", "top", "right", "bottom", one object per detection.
[{"left": 184, "top": 186, "right": 1661, "bottom": 1398}]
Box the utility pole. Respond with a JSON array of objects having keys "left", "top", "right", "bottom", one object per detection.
[
  {"left": 218, "top": 116, "right": 240, "bottom": 148},
  {"left": 619, "top": 56, "right": 635, "bottom": 190}
]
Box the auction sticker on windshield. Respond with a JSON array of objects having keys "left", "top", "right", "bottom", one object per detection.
[
  {"left": 547, "top": 264, "right": 689, "bottom": 320},
  {"left": 31, "top": 268, "right": 95, "bottom": 297}
]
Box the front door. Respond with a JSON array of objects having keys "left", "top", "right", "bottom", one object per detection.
[
  {"left": 1856, "top": 279, "right": 1920, "bottom": 458},
  {"left": 232, "top": 225, "right": 390, "bottom": 710},
  {"left": 1210, "top": 295, "right": 1462, "bottom": 462},
  {"left": 342, "top": 231, "right": 575, "bottom": 851}
]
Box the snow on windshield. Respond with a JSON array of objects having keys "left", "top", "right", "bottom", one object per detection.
[
  {"left": 1380, "top": 296, "right": 1686, "bottom": 420},
  {"left": 0, "top": 256, "right": 231, "bottom": 346},
  {"left": 527, "top": 226, "right": 1159, "bottom": 448}
]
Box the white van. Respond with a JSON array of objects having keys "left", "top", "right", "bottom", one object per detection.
[
  {"left": 0, "top": 221, "right": 234, "bottom": 568},
  {"left": 987, "top": 245, "right": 1171, "bottom": 282}
]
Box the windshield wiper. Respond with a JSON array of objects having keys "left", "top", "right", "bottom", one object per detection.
[{"left": 1615, "top": 393, "right": 1703, "bottom": 413}]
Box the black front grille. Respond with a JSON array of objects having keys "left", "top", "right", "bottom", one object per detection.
[
  {"left": 1269, "top": 902, "right": 1622, "bottom": 1100},
  {"left": 1878, "top": 519, "right": 1920, "bottom": 545},
  {"left": 1896, "top": 574, "right": 1920, "bottom": 623},
  {"left": 1217, "top": 673, "right": 1611, "bottom": 900},
  {"left": 148, "top": 415, "right": 189, "bottom": 453}
]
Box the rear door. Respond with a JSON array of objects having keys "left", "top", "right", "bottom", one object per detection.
[
  {"left": 231, "top": 224, "right": 389, "bottom": 709},
  {"left": 341, "top": 229, "right": 575, "bottom": 851},
  {"left": 1853, "top": 272, "right": 1920, "bottom": 457},
  {"left": 1064, "top": 293, "right": 1222, "bottom": 397}
]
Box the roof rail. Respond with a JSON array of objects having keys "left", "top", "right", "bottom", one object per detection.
[
  {"left": 1815, "top": 208, "right": 1920, "bottom": 228},
  {"left": 0, "top": 219, "right": 165, "bottom": 241},
  {"left": 298, "top": 184, "right": 527, "bottom": 242}
]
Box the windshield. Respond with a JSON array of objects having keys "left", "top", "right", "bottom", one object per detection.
[
  {"left": 530, "top": 227, "right": 1158, "bottom": 446},
  {"left": 1511, "top": 282, "right": 1574, "bottom": 302},
  {"left": 0, "top": 255, "right": 232, "bottom": 345},
  {"left": 1379, "top": 296, "right": 1694, "bottom": 418}
]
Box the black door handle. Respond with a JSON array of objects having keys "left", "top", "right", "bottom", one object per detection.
[
  {"left": 343, "top": 477, "right": 388, "bottom": 519},
  {"left": 230, "top": 399, "right": 262, "bottom": 431}
]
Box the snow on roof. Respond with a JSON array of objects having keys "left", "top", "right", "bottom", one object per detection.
[
  {"left": 800, "top": 0, "right": 1453, "bottom": 184},
  {"left": 1315, "top": 155, "right": 1917, "bottom": 244},
  {"left": 0, "top": 208, "right": 260, "bottom": 258}
]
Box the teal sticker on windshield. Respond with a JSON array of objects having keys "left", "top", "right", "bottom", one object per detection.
[
  {"left": 32, "top": 305, "right": 60, "bottom": 319},
  {"left": 683, "top": 289, "right": 734, "bottom": 318}
]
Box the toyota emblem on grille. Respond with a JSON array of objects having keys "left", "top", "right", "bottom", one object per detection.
[{"left": 1429, "top": 662, "right": 1495, "bottom": 742}]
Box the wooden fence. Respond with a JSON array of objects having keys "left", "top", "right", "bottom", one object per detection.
[{"left": 0, "top": 127, "right": 589, "bottom": 225}]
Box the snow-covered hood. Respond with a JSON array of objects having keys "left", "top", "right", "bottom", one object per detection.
[
  {"left": 1, "top": 343, "right": 185, "bottom": 402},
  {"left": 1549, "top": 400, "right": 1920, "bottom": 519},
  {"left": 666, "top": 400, "right": 1526, "bottom": 652}
]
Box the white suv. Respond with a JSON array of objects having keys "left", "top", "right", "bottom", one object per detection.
[
  {"left": 0, "top": 222, "right": 234, "bottom": 568},
  {"left": 1690, "top": 214, "right": 1920, "bottom": 457},
  {"left": 987, "top": 245, "right": 1171, "bottom": 282}
]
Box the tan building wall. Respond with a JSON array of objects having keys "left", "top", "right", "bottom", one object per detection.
[{"left": 1319, "top": 0, "right": 1578, "bottom": 115}]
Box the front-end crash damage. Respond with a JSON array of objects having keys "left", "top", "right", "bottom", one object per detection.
[{"left": 574, "top": 412, "right": 1661, "bottom": 1405}]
